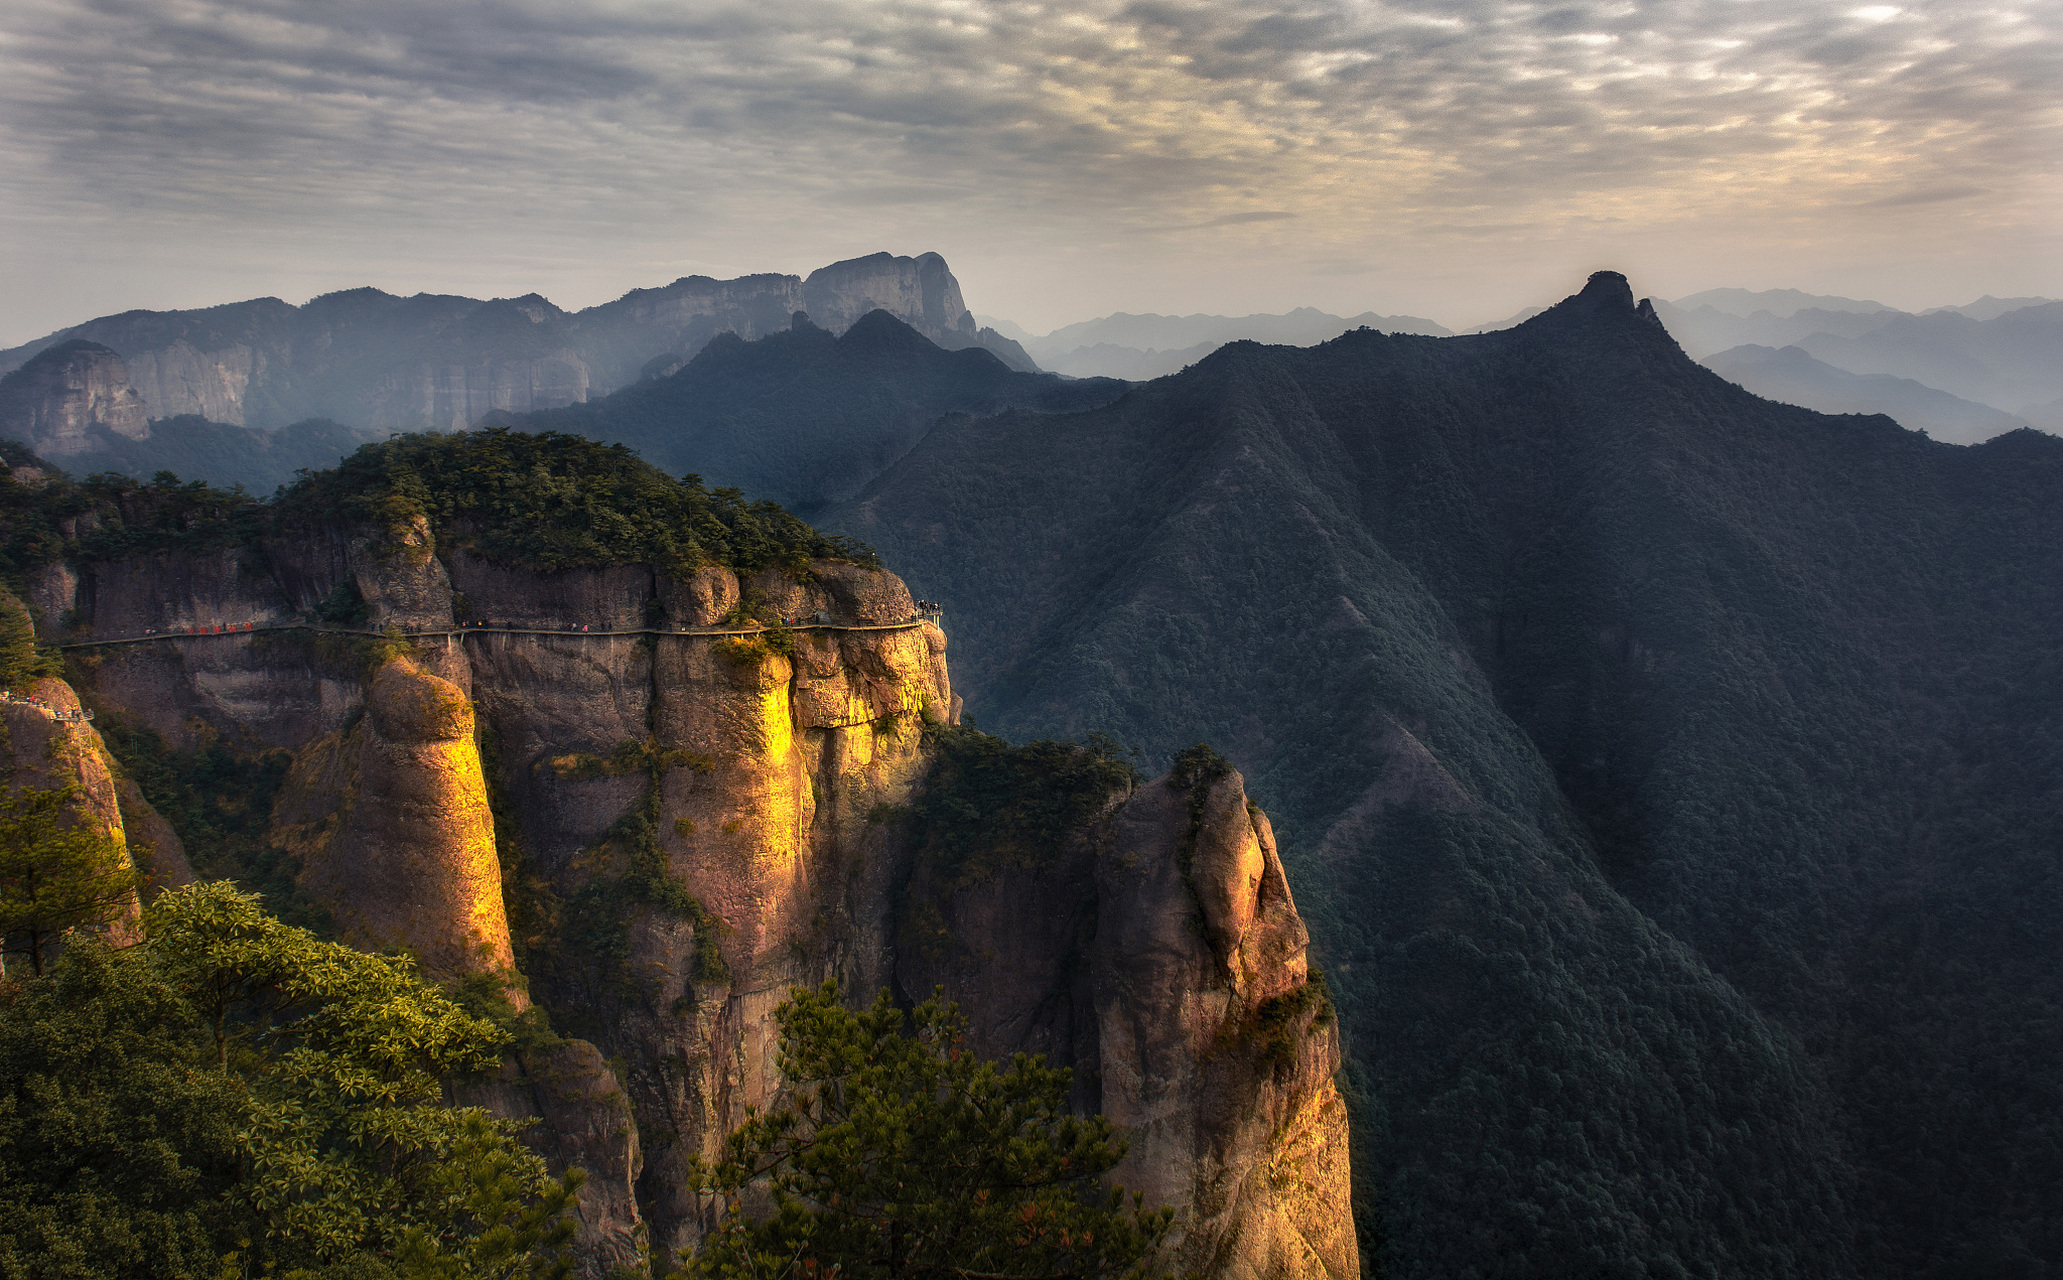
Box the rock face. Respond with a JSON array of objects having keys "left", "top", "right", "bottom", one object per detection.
[
  {"left": 898, "top": 768, "right": 1355, "bottom": 1280},
  {"left": 0, "top": 340, "right": 150, "bottom": 457},
  {"left": 0, "top": 253, "right": 1028, "bottom": 430},
  {"left": 279, "top": 657, "right": 516, "bottom": 983},
  {"left": 0, "top": 675, "right": 160, "bottom": 963},
  {"left": 43, "top": 528, "right": 1349, "bottom": 1278}
]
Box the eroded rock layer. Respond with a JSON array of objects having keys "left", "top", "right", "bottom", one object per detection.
[{"left": 39, "top": 527, "right": 1351, "bottom": 1280}]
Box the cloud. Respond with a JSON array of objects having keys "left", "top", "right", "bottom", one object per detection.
[{"left": 0, "top": 0, "right": 2057, "bottom": 334}]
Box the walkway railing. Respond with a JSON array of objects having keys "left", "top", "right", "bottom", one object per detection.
[{"left": 49, "top": 613, "right": 943, "bottom": 652}]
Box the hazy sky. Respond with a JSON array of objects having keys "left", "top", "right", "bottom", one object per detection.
[{"left": 2, "top": 0, "right": 2059, "bottom": 343}]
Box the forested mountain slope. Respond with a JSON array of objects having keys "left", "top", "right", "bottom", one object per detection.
[
  {"left": 520, "top": 310, "right": 1126, "bottom": 509},
  {"left": 828, "top": 273, "right": 2063, "bottom": 1278}
]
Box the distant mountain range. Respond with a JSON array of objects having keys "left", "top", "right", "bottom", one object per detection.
[
  {"left": 0, "top": 251, "right": 1037, "bottom": 434},
  {"left": 978, "top": 307, "right": 1454, "bottom": 380},
  {"left": 1641, "top": 289, "right": 2061, "bottom": 439},
  {"left": 987, "top": 286, "right": 2062, "bottom": 443}
]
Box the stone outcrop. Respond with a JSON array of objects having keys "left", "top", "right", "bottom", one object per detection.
[
  {"left": 0, "top": 252, "right": 1024, "bottom": 431},
  {"left": 44, "top": 527, "right": 1349, "bottom": 1278},
  {"left": 0, "top": 340, "right": 150, "bottom": 457},
  {"left": 279, "top": 657, "right": 516, "bottom": 983},
  {"left": 0, "top": 675, "right": 158, "bottom": 963},
  {"left": 897, "top": 768, "right": 1356, "bottom": 1280}
]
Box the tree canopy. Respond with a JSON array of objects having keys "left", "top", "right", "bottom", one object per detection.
[
  {"left": 681, "top": 981, "right": 1173, "bottom": 1280},
  {"left": 274, "top": 428, "right": 878, "bottom": 575},
  {"left": 0, "top": 783, "right": 139, "bottom": 977},
  {"left": 0, "top": 882, "right": 581, "bottom": 1280}
]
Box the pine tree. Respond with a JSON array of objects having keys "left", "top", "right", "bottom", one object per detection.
[
  {"left": 681, "top": 981, "right": 1175, "bottom": 1280},
  {"left": 0, "top": 783, "right": 139, "bottom": 976}
]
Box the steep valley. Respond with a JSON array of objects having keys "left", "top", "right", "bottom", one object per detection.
[{"left": 0, "top": 440, "right": 1355, "bottom": 1279}]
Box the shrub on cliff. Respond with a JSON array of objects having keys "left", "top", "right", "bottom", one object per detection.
[
  {"left": 0, "top": 782, "right": 139, "bottom": 977},
  {"left": 681, "top": 981, "right": 1174, "bottom": 1280},
  {"left": 0, "top": 882, "right": 581, "bottom": 1280},
  {"left": 275, "top": 427, "right": 878, "bottom": 575},
  {"left": 904, "top": 725, "right": 1141, "bottom": 886}
]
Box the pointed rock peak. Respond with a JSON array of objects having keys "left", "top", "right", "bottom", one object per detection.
[
  {"left": 791, "top": 310, "right": 821, "bottom": 332},
  {"left": 1522, "top": 269, "right": 1655, "bottom": 332},
  {"left": 1580, "top": 271, "right": 1636, "bottom": 308},
  {"left": 1637, "top": 297, "right": 1666, "bottom": 328},
  {"left": 838, "top": 308, "right": 936, "bottom": 354}
]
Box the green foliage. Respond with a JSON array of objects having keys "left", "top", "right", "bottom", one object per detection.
[
  {"left": 0, "top": 589, "right": 60, "bottom": 687},
  {"left": 680, "top": 981, "right": 1174, "bottom": 1280},
  {"left": 0, "top": 883, "right": 582, "bottom": 1279},
  {"left": 0, "top": 461, "right": 263, "bottom": 588},
  {"left": 0, "top": 934, "right": 242, "bottom": 1279},
  {"left": 0, "top": 783, "right": 140, "bottom": 977},
  {"left": 276, "top": 428, "right": 877, "bottom": 575},
  {"left": 88, "top": 716, "right": 325, "bottom": 932},
  {"left": 518, "top": 736, "right": 728, "bottom": 1035},
  {"left": 905, "top": 725, "right": 1141, "bottom": 887},
  {"left": 314, "top": 579, "right": 371, "bottom": 626},
  {"left": 1248, "top": 970, "right": 1335, "bottom": 1067}
]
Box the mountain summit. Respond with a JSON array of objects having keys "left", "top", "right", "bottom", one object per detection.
[
  {"left": 0, "top": 252, "right": 1037, "bottom": 432},
  {"left": 828, "top": 271, "right": 2063, "bottom": 1278}
]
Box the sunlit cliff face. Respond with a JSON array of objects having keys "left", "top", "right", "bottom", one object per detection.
[{"left": 0, "top": 0, "right": 2055, "bottom": 336}]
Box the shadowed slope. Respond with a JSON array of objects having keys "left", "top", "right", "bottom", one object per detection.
[{"left": 830, "top": 272, "right": 2063, "bottom": 1278}]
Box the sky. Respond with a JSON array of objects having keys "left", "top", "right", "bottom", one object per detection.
[{"left": 1, "top": 0, "right": 2059, "bottom": 344}]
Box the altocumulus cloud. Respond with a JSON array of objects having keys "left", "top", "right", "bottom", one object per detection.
[{"left": 0, "top": 0, "right": 2057, "bottom": 330}]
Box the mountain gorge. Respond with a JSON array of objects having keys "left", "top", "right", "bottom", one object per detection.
[
  {"left": 0, "top": 434, "right": 1355, "bottom": 1278},
  {"left": 4, "top": 262, "right": 2060, "bottom": 1280},
  {"left": 825, "top": 273, "right": 2063, "bottom": 1278}
]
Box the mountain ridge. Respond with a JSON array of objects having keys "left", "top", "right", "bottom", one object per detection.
[
  {"left": 0, "top": 252, "right": 1039, "bottom": 432},
  {"left": 824, "top": 270, "right": 2063, "bottom": 1277}
]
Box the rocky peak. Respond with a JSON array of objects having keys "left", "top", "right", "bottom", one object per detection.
[
  {"left": 0, "top": 339, "right": 150, "bottom": 457},
  {"left": 803, "top": 251, "right": 980, "bottom": 348}
]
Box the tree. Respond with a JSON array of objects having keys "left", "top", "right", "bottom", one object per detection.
[
  {"left": 0, "top": 783, "right": 139, "bottom": 976},
  {"left": 680, "top": 982, "right": 1175, "bottom": 1280},
  {"left": 0, "top": 883, "right": 584, "bottom": 1279}
]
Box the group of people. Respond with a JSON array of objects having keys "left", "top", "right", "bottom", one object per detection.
[{"left": 0, "top": 690, "right": 93, "bottom": 723}]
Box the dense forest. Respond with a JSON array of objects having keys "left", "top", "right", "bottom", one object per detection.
[
  {"left": 828, "top": 273, "right": 2063, "bottom": 1278},
  {"left": 0, "top": 429, "right": 877, "bottom": 586}
]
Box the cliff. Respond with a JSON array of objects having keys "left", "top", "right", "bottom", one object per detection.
[
  {"left": 0, "top": 670, "right": 194, "bottom": 968},
  {"left": 0, "top": 252, "right": 1032, "bottom": 432},
  {"left": 31, "top": 510, "right": 1351, "bottom": 1278},
  {"left": 0, "top": 341, "right": 151, "bottom": 458}
]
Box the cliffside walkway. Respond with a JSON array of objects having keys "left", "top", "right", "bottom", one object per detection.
[
  {"left": 0, "top": 691, "right": 95, "bottom": 722},
  {"left": 47, "top": 615, "right": 941, "bottom": 652}
]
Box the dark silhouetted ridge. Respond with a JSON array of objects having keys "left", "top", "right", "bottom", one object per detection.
[{"left": 828, "top": 271, "right": 2063, "bottom": 1280}]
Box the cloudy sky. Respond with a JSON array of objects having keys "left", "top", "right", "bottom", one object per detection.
[{"left": 2, "top": 0, "right": 2058, "bottom": 342}]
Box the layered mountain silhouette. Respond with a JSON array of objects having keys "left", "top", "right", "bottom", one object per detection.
[
  {"left": 519, "top": 310, "right": 1127, "bottom": 509},
  {"left": 0, "top": 339, "right": 382, "bottom": 491},
  {"left": 822, "top": 272, "right": 2063, "bottom": 1278},
  {"left": 1650, "top": 289, "right": 2061, "bottom": 436},
  {"left": 0, "top": 251, "right": 1037, "bottom": 433},
  {"left": 1702, "top": 343, "right": 2028, "bottom": 444},
  {"left": 985, "top": 306, "right": 1454, "bottom": 380}
]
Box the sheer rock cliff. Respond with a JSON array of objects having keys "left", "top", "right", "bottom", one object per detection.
[
  {"left": 0, "top": 252, "right": 1033, "bottom": 430},
  {"left": 33, "top": 526, "right": 1351, "bottom": 1279}
]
